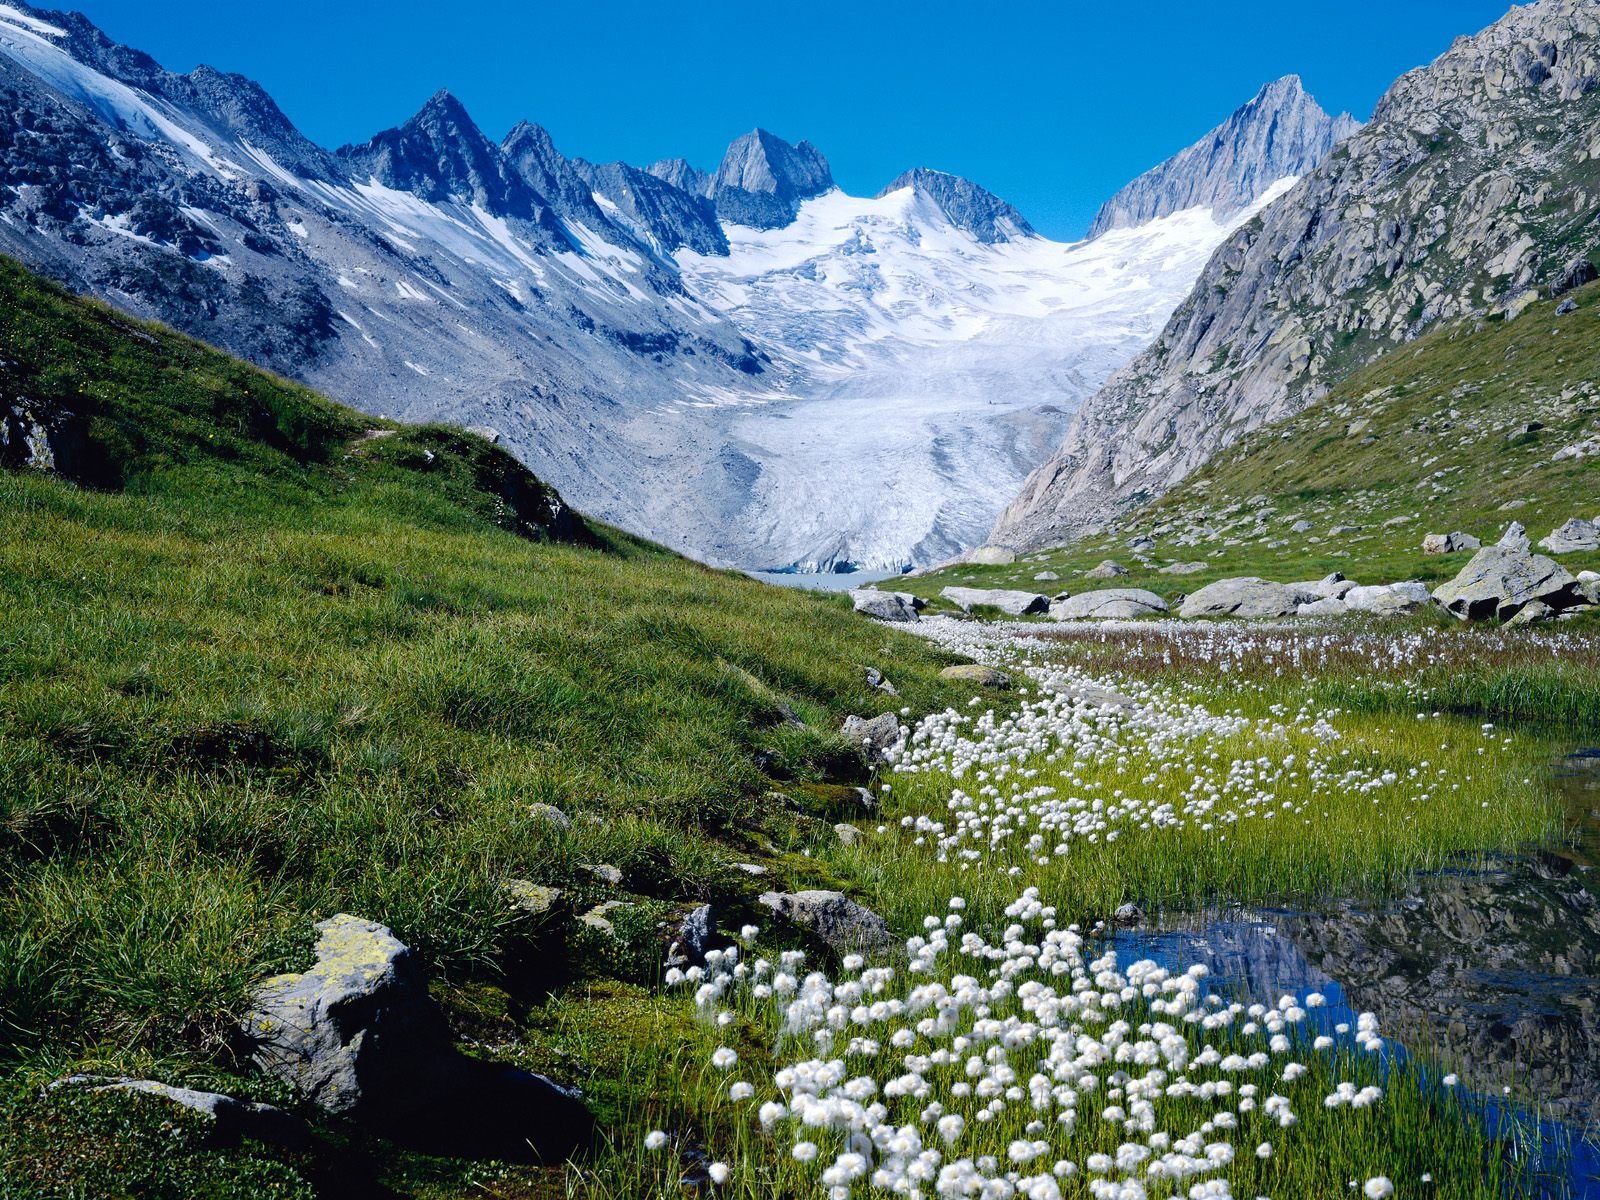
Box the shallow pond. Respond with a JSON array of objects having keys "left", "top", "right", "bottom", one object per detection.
[{"left": 1117, "top": 750, "right": 1600, "bottom": 1197}]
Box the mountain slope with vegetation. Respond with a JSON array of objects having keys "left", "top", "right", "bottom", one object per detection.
[{"left": 0, "top": 254, "right": 966, "bottom": 1195}]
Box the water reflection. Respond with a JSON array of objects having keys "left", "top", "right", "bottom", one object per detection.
[{"left": 1117, "top": 750, "right": 1600, "bottom": 1193}]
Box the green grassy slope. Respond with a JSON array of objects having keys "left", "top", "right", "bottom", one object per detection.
[
  {"left": 910, "top": 284, "right": 1600, "bottom": 606},
  {"left": 0, "top": 256, "right": 966, "bottom": 1194}
]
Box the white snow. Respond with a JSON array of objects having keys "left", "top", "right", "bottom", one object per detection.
[
  {"left": 0, "top": 5, "right": 65, "bottom": 39},
  {"left": 671, "top": 179, "right": 1297, "bottom": 570}
]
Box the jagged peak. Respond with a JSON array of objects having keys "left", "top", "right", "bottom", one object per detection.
[
  {"left": 1086, "top": 76, "right": 1359, "bottom": 239},
  {"left": 712, "top": 128, "right": 833, "bottom": 198},
  {"left": 876, "top": 167, "right": 1036, "bottom": 244}
]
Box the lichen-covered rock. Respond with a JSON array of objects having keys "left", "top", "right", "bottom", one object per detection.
[
  {"left": 1049, "top": 588, "right": 1169, "bottom": 620},
  {"left": 1084, "top": 560, "right": 1129, "bottom": 580},
  {"left": 245, "top": 914, "right": 591, "bottom": 1159},
  {"left": 757, "top": 890, "right": 894, "bottom": 954},
  {"left": 939, "top": 664, "right": 1012, "bottom": 688}
]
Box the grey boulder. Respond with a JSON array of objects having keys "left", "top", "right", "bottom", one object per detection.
[
  {"left": 757, "top": 890, "right": 895, "bottom": 954},
  {"left": 842, "top": 712, "right": 902, "bottom": 764},
  {"left": 1539, "top": 518, "right": 1600, "bottom": 555},
  {"left": 1497, "top": 522, "right": 1531, "bottom": 553},
  {"left": 1296, "top": 596, "right": 1349, "bottom": 616},
  {"left": 1178, "top": 577, "right": 1299, "bottom": 619},
  {"left": 1423, "top": 532, "right": 1481, "bottom": 555},
  {"left": 1049, "top": 589, "right": 1169, "bottom": 620},
  {"left": 245, "top": 914, "right": 591, "bottom": 1158},
  {"left": 1160, "top": 561, "right": 1208, "bottom": 575},
  {"left": 967, "top": 546, "right": 1016, "bottom": 565},
  {"left": 940, "top": 586, "right": 1050, "bottom": 615},
  {"left": 1344, "top": 582, "right": 1432, "bottom": 616},
  {"left": 851, "top": 589, "right": 919, "bottom": 622},
  {"left": 1432, "top": 547, "right": 1578, "bottom": 622},
  {"left": 1085, "top": 559, "right": 1130, "bottom": 579}
]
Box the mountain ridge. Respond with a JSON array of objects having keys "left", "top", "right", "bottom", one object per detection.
[
  {"left": 1087, "top": 74, "right": 1360, "bottom": 238},
  {"left": 994, "top": 0, "right": 1600, "bottom": 552},
  {"left": 0, "top": 0, "right": 1342, "bottom": 572}
]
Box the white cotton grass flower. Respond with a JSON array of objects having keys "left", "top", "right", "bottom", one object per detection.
[
  {"left": 792, "top": 1141, "right": 819, "bottom": 1163},
  {"left": 1364, "top": 1178, "right": 1394, "bottom": 1199},
  {"left": 728, "top": 1081, "right": 754, "bottom": 1101},
  {"left": 710, "top": 1046, "right": 737, "bottom": 1071},
  {"left": 644, "top": 1129, "right": 668, "bottom": 1151},
  {"left": 707, "top": 1161, "right": 730, "bottom": 1185}
]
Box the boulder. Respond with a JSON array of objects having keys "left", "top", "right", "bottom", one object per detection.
[
  {"left": 1296, "top": 596, "right": 1348, "bottom": 617},
  {"left": 1049, "top": 588, "right": 1169, "bottom": 620},
  {"left": 1085, "top": 560, "right": 1129, "bottom": 580},
  {"left": 1539, "top": 518, "right": 1600, "bottom": 555},
  {"left": 1582, "top": 571, "right": 1600, "bottom": 584},
  {"left": 841, "top": 712, "right": 902, "bottom": 764},
  {"left": 1290, "top": 520, "right": 1314, "bottom": 533},
  {"left": 1344, "top": 582, "right": 1432, "bottom": 616},
  {"left": 967, "top": 546, "right": 1016, "bottom": 565},
  {"left": 940, "top": 586, "right": 1049, "bottom": 616},
  {"left": 1432, "top": 547, "right": 1578, "bottom": 621},
  {"left": 1160, "top": 561, "right": 1208, "bottom": 575},
  {"left": 1497, "top": 522, "right": 1531, "bottom": 553},
  {"left": 1506, "top": 600, "right": 1556, "bottom": 627},
  {"left": 503, "top": 880, "right": 562, "bottom": 918},
  {"left": 245, "top": 914, "right": 591, "bottom": 1158},
  {"left": 49, "top": 1076, "right": 302, "bottom": 1147},
  {"left": 1178, "top": 578, "right": 1299, "bottom": 619},
  {"left": 864, "top": 666, "right": 897, "bottom": 694},
  {"left": 757, "top": 890, "right": 894, "bottom": 955},
  {"left": 939, "top": 665, "right": 1012, "bottom": 689},
  {"left": 1032, "top": 571, "right": 1060, "bottom": 582},
  {"left": 1423, "top": 532, "right": 1481, "bottom": 555},
  {"left": 528, "top": 803, "right": 571, "bottom": 831},
  {"left": 1329, "top": 525, "right": 1363, "bottom": 535},
  {"left": 833, "top": 822, "right": 863, "bottom": 847},
  {"left": 850, "top": 589, "right": 918, "bottom": 623}
]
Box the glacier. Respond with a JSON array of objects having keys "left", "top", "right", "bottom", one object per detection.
[{"left": 670, "top": 179, "right": 1300, "bottom": 571}]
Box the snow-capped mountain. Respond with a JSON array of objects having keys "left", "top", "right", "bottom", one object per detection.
[{"left": 0, "top": 1, "right": 1349, "bottom": 572}]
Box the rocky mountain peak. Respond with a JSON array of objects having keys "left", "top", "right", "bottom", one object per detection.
[
  {"left": 338, "top": 89, "right": 538, "bottom": 218},
  {"left": 501, "top": 120, "right": 610, "bottom": 231},
  {"left": 1086, "top": 74, "right": 1360, "bottom": 238},
  {"left": 876, "top": 168, "right": 1035, "bottom": 244},
  {"left": 708, "top": 129, "right": 833, "bottom": 229},
  {"left": 646, "top": 157, "right": 710, "bottom": 196}
]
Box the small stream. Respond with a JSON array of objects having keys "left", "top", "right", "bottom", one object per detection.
[{"left": 1115, "top": 750, "right": 1600, "bottom": 1197}]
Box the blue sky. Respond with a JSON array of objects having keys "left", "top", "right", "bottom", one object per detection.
[{"left": 72, "top": 0, "right": 1511, "bottom": 240}]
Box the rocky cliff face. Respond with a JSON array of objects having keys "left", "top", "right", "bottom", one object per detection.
[
  {"left": 876, "top": 168, "right": 1034, "bottom": 244},
  {"left": 995, "top": 0, "right": 1600, "bottom": 551},
  {"left": 1088, "top": 76, "right": 1359, "bottom": 238},
  {"left": 707, "top": 129, "right": 834, "bottom": 229}
]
